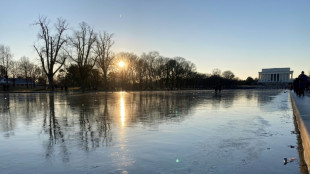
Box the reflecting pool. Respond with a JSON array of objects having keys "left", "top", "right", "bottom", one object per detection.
[{"left": 0, "top": 90, "right": 307, "bottom": 174}]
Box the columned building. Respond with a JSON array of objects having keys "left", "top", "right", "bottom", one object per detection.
[{"left": 258, "top": 68, "right": 293, "bottom": 83}]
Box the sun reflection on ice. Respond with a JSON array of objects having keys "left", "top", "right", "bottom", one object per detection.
[{"left": 120, "top": 93, "right": 125, "bottom": 127}]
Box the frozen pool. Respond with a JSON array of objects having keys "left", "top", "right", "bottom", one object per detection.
[{"left": 0, "top": 90, "right": 307, "bottom": 174}]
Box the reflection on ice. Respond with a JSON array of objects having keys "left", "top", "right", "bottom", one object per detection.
[
  {"left": 120, "top": 93, "right": 126, "bottom": 127},
  {"left": 0, "top": 90, "right": 305, "bottom": 174}
]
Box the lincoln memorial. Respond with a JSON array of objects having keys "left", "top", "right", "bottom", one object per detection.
[{"left": 258, "top": 68, "right": 293, "bottom": 83}]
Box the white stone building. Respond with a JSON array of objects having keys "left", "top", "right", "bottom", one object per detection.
[{"left": 258, "top": 68, "right": 293, "bottom": 83}]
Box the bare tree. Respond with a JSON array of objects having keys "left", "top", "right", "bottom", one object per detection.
[
  {"left": 9, "top": 60, "right": 20, "bottom": 86},
  {"left": 68, "top": 22, "right": 97, "bottom": 91},
  {"left": 176, "top": 58, "right": 196, "bottom": 88},
  {"left": 34, "top": 16, "right": 68, "bottom": 90},
  {"left": 164, "top": 59, "right": 178, "bottom": 89},
  {"left": 31, "top": 65, "right": 42, "bottom": 85},
  {"left": 95, "top": 32, "right": 114, "bottom": 90},
  {"left": 212, "top": 68, "right": 222, "bottom": 76},
  {"left": 135, "top": 58, "right": 147, "bottom": 90},
  {"left": 115, "top": 52, "right": 138, "bottom": 89},
  {"left": 19, "top": 56, "right": 35, "bottom": 88},
  {"left": 126, "top": 53, "right": 139, "bottom": 87},
  {"left": 0, "top": 45, "right": 13, "bottom": 89},
  {"left": 155, "top": 57, "right": 169, "bottom": 88},
  {"left": 140, "top": 51, "right": 161, "bottom": 88},
  {"left": 222, "top": 70, "right": 235, "bottom": 80}
]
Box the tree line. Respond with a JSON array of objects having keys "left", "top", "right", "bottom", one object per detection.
[{"left": 0, "top": 16, "right": 257, "bottom": 91}]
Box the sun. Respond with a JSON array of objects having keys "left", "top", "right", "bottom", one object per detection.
[{"left": 118, "top": 61, "right": 125, "bottom": 67}]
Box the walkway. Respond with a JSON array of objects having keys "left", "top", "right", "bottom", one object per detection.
[{"left": 290, "top": 91, "right": 310, "bottom": 173}]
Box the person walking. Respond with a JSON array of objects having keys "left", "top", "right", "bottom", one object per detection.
[{"left": 298, "top": 71, "right": 308, "bottom": 97}]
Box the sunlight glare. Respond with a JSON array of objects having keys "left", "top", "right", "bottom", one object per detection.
[
  {"left": 120, "top": 95, "right": 125, "bottom": 126},
  {"left": 118, "top": 61, "right": 125, "bottom": 68}
]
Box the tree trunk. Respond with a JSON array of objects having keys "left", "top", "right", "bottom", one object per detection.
[
  {"left": 48, "top": 75, "right": 54, "bottom": 91},
  {"left": 103, "top": 70, "right": 108, "bottom": 91},
  {"left": 5, "top": 75, "right": 8, "bottom": 91}
]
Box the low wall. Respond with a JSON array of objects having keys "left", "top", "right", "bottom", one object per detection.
[
  {"left": 0, "top": 85, "right": 46, "bottom": 91},
  {"left": 290, "top": 93, "right": 310, "bottom": 173}
]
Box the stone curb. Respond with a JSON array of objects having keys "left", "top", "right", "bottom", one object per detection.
[{"left": 290, "top": 92, "right": 310, "bottom": 173}]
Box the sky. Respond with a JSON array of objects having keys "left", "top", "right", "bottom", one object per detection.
[{"left": 0, "top": 0, "right": 310, "bottom": 80}]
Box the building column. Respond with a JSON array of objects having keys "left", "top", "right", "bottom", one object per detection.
[
  {"left": 281, "top": 73, "right": 284, "bottom": 82},
  {"left": 287, "top": 73, "right": 290, "bottom": 81},
  {"left": 275, "top": 74, "right": 277, "bottom": 81},
  {"left": 263, "top": 74, "right": 266, "bottom": 82},
  {"left": 262, "top": 74, "right": 265, "bottom": 82},
  {"left": 288, "top": 73, "right": 290, "bottom": 80},
  {"left": 291, "top": 72, "right": 293, "bottom": 79}
]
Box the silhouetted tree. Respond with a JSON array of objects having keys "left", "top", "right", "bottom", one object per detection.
[
  {"left": 57, "top": 68, "right": 66, "bottom": 86},
  {"left": 212, "top": 68, "right": 222, "bottom": 76},
  {"left": 222, "top": 70, "right": 235, "bottom": 80},
  {"left": 95, "top": 32, "right": 114, "bottom": 90},
  {"left": 126, "top": 53, "right": 139, "bottom": 89},
  {"left": 141, "top": 52, "right": 159, "bottom": 88},
  {"left": 19, "top": 56, "right": 34, "bottom": 87},
  {"left": 30, "top": 65, "right": 43, "bottom": 86},
  {"left": 0, "top": 65, "right": 6, "bottom": 77},
  {"left": 245, "top": 76, "right": 255, "bottom": 85},
  {"left": 0, "top": 45, "right": 12, "bottom": 90},
  {"left": 34, "top": 16, "right": 68, "bottom": 90},
  {"left": 135, "top": 58, "right": 147, "bottom": 90},
  {"left": 115, "top": 52, "right": 139, "bottom": 90},
  {"left": 68, "top": 22, "right": 97, "bottom": 91},
  {"left": 165, "top": 59, "right": 179, "bottom": 89},
  {"left": 65, "top": 64, "right": 81, "bottom": 87},
  {"left": 8, "top": 60, "right": 19, "bottom": 86}
]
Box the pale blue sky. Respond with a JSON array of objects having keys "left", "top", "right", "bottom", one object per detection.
[{"left": 1, "top": 0, "right": 310, "bottom": 79}]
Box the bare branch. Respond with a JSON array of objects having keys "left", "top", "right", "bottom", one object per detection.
[{"left": 33, "top": 16, "right": 68, "bottom": 89}]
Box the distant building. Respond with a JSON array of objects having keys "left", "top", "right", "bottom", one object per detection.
[
  {"left": 0, "top": 77, "right": 34, "bottom": 86},
  {"left": 258, "top": 68, "right": 293, "bottom": 83},
  {"left": 0, "top": 78, "right": 12, "bottom": 85}
]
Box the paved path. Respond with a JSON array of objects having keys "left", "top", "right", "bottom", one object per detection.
[
  {"left": 290, "top": 91, "right": 310, "bottom": 173},
  {"left": 292, "top": 92, "right": 310, "bottom": 128}
]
